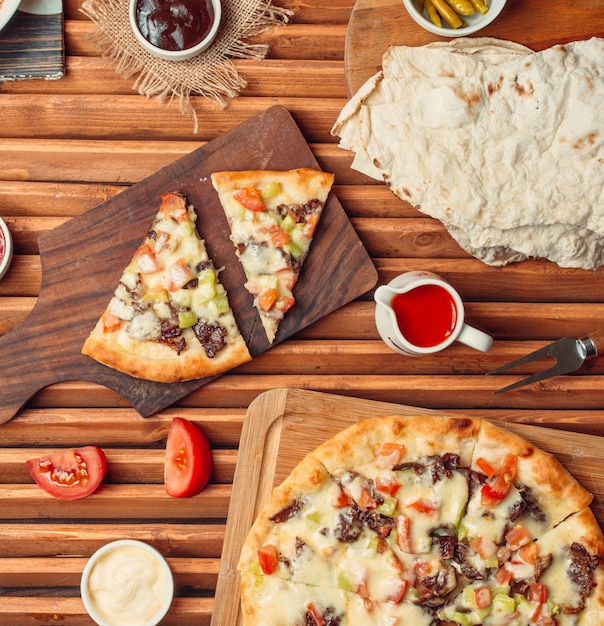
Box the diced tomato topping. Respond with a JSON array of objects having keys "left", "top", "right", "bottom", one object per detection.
[
  {"left": 134, "top": 244, "right": 161, "bottom": 274},
  {"left": 303, "top": 212, "right": 320, "bottom": 237},
  {"left": 233, "top": 187, "right": 265, "bottom": 212},
  {"left": 160, "top": 192, "right": 189, "bottom": 222},
  {"left": 528, "top": 582, "right": 547, "bottom": 604},
  {"left": 275, "top": 296, "right": 295, "bottom": 313},
  {"left": 480, "top": 454, "right": 517, "bottom": 506},
  {"left": 374, "top": 442, "right": 405, "bottom": 469},
  {"left": 331, "top": 485, "right": 352, "bottom": 508},
  {"left": 101, "top": 311, "right": 122, "bottom": 333},
  {"left": 494, "top": 565, "right": 513, "bottom": 586},
  {"left": 385, "top": 578, "right": 408, "bottom": 604},
  {"left": 517, "top": 541, "right": 539, "bottom": 565},
  {"left": 474, "top": 585, "right": 492, "bottom": 609},
  {"left": 275, "top": 267, "right": 297, "bottom": 290},
  {"left": 356, "top": 574, "right": 369, "bottom": 598},
  {"left": 257, "top": 544, "right": 280, "bottom": 575},
  {"left": 268, "top": 225, "right": 290, "bottom": 248},
  {"left": 470, "top": 535, "right": 498, "bottom": 560},
  {"left": 357, "top": 487, "right": 378, "bottom": 510},
  {"left": 258, "top": 288, "right": 279, "bottom": 312},
  {"left": 528, "top": 582, "right": 548, "bottom": 622},
  {"left": 413, "top": 559, "right": 438, "bottom": 576},
  {"left": 396, "top": 514, "right": 412, "bottom": 553},
  {"left": 505, "top": 524, "right": 531, "bottom": 551},
  {"left": 166, "top": 258, "right": 195, "bottom": 291},
  {"left": 306, "top": 603, "right": 326, "bottom": 626},
  {"left": 476, "top": 457, "right": 496, "bottom": 479},
  {"left": 376, "top": 470, "right": 400, "bottom": 496},
  {"left": 406, "top": 499, "right": 438, "bottom": 515}
]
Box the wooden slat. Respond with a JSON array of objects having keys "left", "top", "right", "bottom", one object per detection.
[
  {"left": 0, "top": 57, "right": 348, "bottom": 98},
  {"left": 0, "top": 523, "right": 224, "bottom": 558},
  {"left": 0, "top": 556, "right": 220, "bottom": 587},
  {"left": 0, "top": 95, "right": 346, "bottom": 142},
  {"left": 0, "top": 484, "right": 231, "bottom": 519},
  {"left": 0, "top": 140, "right": 355, "bottom": 183},
  {"left": 0, "top": 596, "right": 213, "bottom": 625}
]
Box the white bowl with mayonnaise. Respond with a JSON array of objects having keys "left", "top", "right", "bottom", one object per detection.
[{"left": 80, "top": 539, "right": 174, "bottom": 626}]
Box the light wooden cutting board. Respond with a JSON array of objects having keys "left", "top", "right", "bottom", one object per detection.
[
  {"left": 212, "top": 388, "right": 604, "bottom": 626},
  {"left": 345, "top": 0, "right": 604, "bottom": 96}
]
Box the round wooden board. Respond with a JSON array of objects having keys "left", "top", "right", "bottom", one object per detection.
[{"left": 345, "top": 0, "right": 604, "bottom": 96}]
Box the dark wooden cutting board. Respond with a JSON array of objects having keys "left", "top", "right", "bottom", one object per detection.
[{"left": 0, "top": 106, "right": 378, "bottom": 424}]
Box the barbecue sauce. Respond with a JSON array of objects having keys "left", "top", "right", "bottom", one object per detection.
[{"left": 136, "top": 0, "right": 215, "bottom": 52}]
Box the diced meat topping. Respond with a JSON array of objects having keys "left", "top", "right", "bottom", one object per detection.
[
  {"left": 567, "top": 542, "right": 599, "bottom": 611},
  {"left": 334, "top": 505, "right": 363, "bottom": 543},
  {"left": 192, "top": 320, "right": 227, "bottom": 358},
  {"left": 277, "top": 198, "right": 323, "bottom": 223},
  {"left": 269, "top": 497, "right": 304, "bottom": 524},
  {"left": 508, "top": 485, "right": 546, "bottom": 523},
  {"left": 430, "top": 453, "right": 460, "bottom": 482},
  {"left": 454, "top": 539, "right": 488, "bottom": 580},
  {"left": 303, "top": 605, "right": 341, "bottom": 626}
]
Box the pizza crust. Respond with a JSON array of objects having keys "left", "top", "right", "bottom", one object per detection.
[{"left": 82, "top": 320, "right": 251, "bottom": 382}]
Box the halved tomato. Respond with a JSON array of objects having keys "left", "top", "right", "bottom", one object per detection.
[
  {"left": 26, "top": 446, "right": 107, "bottom": 500},
  {"left": 165, "top": 417, "right": 213, "bottom": 498}
]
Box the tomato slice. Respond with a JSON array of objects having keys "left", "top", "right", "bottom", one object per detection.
[
  {"left": 164, "top": 417, "right": 213, "bottom": 498},
  {"left": 26, "top": 446, "right": 107, "bottom": 500}
]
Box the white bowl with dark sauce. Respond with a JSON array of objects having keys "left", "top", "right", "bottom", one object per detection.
[{"left": 129, "top": 0, "right": 221, "bottom": 61}]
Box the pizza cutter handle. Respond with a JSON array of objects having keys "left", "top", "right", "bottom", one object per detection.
[{"left": 581, "top": 328, "right": 604, "bottom": 359}]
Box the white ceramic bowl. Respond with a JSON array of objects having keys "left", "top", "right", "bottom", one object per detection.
[
  {"left": 81, "top": 539, "right": 174, "bottom": 626},
  {"left": 129, "top": 0, "right": 221, "bottom": 61},
  {"left": 0, "top": 216, "right": 13, "bottom": 282},
  {"left": 0, "top": 0, "right": 22, "bottom": 33},
  {"left": 402, "top": 0, "right": 508, "bottom": 37}
]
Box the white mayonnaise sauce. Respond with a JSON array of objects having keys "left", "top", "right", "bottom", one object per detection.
[{"left": 83, "top": 541, "right": 173, "bottom": 626}]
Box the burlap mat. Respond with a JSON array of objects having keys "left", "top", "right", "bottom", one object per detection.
[{"left": 80, "top": 0, "right": 293, "bottom": 130}]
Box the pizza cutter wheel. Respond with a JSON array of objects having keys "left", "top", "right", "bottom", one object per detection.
[{"left": 486, "top": 329, "right": 604, "bottom": 393}]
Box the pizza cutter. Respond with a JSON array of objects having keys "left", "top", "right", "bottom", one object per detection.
[{"left": 486, "top": 329, "right": 604, "bottom": 393}]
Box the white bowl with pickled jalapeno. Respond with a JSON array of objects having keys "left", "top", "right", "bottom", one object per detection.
[{"left": 402, "top": 0, "right": 508, "bottom": 36}]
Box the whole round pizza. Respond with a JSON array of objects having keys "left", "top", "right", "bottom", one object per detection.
[{"left": 239, "top": 414, "right": 604, "bottom": 625}]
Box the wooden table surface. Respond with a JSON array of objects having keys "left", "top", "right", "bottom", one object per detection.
[{"left": 1, "top": 0, "right": 603, "bottom": 623}]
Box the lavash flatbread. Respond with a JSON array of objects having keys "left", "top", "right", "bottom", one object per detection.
[{"left": 332, "top": 37, "right": 604, "bottom": 269}]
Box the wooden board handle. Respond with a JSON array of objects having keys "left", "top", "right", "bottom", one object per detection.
[{"left": 0, "top": 313, "right": 63, "bottom": 424}]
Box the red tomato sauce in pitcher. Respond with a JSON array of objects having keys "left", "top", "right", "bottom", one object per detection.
[
  {"left": 0, "top": 227, "right": 5, "bottom": 264},
  {"left": 136, "top": 0, "right": 214, "bottom": 51},
  {"left": 391, "top": 284, "right": 457, "bottom": 348}
]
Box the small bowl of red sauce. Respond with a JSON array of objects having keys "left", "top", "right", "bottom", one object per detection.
[
  {"left": 0, "top": 217, "right": 13, "bottom": 282},
  {"left": 130, "top": 0, "right": 221, "bottom": 61}
]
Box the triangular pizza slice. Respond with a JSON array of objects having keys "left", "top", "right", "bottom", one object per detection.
[
  {"left": 211, "top": 168, "right": 335, "bottom": 343},
  {"left": 81, "top": 192, "right": 251, "bottom": 382}
]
